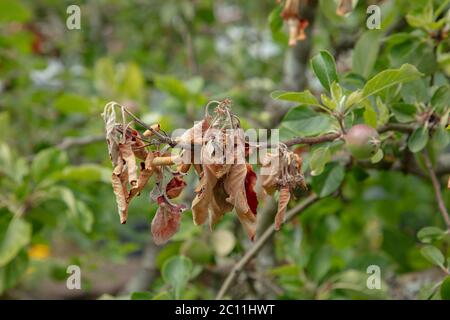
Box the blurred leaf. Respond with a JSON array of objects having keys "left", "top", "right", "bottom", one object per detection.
[
  {"left": 307, "top": 246, "right": 332, "bottom": 282},
  {"left": 311, "top": 50, "right": 338, "bottom": 91},
  {"left": 391, "top": 103, "right": 416, "bottom": 123},
  {"left": 131, "top": 292, "right": 152, "bottom": 300},
  {"left": 31, "top": 148, "right": 68, "bottom": 184},
  {"left": 0, "top": 0, "right": 31, "bottom": 23},
  {"left": 371, "top": 149, "right": 384, "bottom": 164},
  {"left": 363, "top": 100, "right": 377, "bottom": 128},
  {"left": 53, "top": 164, "right": 111, "bottom": 184},
  {"left": 441, "top": 276, "right": 450, "bottom": 300},
  {"left": 433, "top": 126, "right": 449, "bottom": 149},
  {"left": 154, "top": 75, "right": 189, "bottom": 101},
  {"left": 309, "top": 146, "right": 331, "bottom": 176},
  {"left": 408, "top": 127, "right": 429, "bottom": 153},
  {"left": 420, "top": 245, "right": 445, "bottom": 268},
  {"left": 431, "top": 85, "right": 450, "bottom": 114},
  {"left": 118, "top": 62, "right": 145, "bottom": 101},
  {"left": 312, "top": 162, "right": 345, "bottom": 197},
  {"left": 417, "top": 226, "right": 446, "bottom": 244},
  {"left": 54, "top": 94, "right": 92, "bottom": 114},
  {"left": 0, "top": 217, "right": 31, "bottom": 267},
  {"left": 0, "top": 250, "right": 28, "bottom": 294},
  {"left": 162, "top": 255, "right": 193, "bottom": 299},
  {"left": 376, "top": 97, "right": 390, "bottom": 126},
  {"left": 211, "top": 229, "right": 235, "bottom": 257},
  {"left": 268, "top": 5, "right": 283, "bottom": 34},
  {"left": 352, "top": 31, "right": 382, "bottom": 78}
]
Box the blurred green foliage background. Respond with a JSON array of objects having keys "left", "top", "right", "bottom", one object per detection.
[{"left": 0, "top": 0, "right": 449, "bottom": 300}]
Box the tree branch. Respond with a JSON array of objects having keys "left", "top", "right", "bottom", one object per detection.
[
  {"left": 423, "top": 149, "right": 450, "bottom": 230},
  {"left": 215, "top": 193, "right": 319, "bottom": 299},
  {"left": 283, "top": 133, "right": 341, "bottom": 147},
  {"left": 57, "top": 135, "right": 105, "bottom": 150}
]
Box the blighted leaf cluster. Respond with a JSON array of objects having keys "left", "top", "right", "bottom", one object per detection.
[{"left": 102, "top": 100, "right": 307, "bottom": 245}]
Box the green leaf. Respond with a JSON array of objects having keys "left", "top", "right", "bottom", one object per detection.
[
  {"left": 376, "top": 97, "right": 390, "bottom": 126},
  {"left": 363, "top": 100, "right": 377, "bottom": 128},
  {"left": 271, "top": 90, "right": 321, "bottom": 107},
  {"left": 441, "top": 276, "right": 450, "bottom": 300},
  {"left": 162, "top": 255, "right": 193, "bottom": 299},
  {"left": 118, "top": 62, "right": 145, "bottom": 101},
  {"left": 309, "top": 147, "right": 331, "bottom": 176},
  {"left": 31, "top": 148, "right": 68, "bottom": 184},
  {"left": 54, "top": 94, "right": 92, "bottom": 114},
  {"left": 268, "top": 5, "right": 283, "bottom": 34},
  {"left": 281, "top": 107, "right": 333, "bottom": 137},
  {"left": 417, "top": 226, "right": 446, "bottom": 244},
  {"left": 312, "top": 162, "right": 345, "bottom": 197},
  {"left": 408, "top": 127, "right": 429, "bottom": 153},
  {"left": 311, "top": 50, "right": 338, "bottom": 91},
  {"left": 0, "top": 217, "right": 31, "bottom": 267},
  {"left": 154, "top": 75, "right": 189, "bottom": 102},
  {"left": 0, "top": 250, "right": 29, "bottom": 294},
  {"left": 371, "top": 149, "right": 384, "bottom": 164},
  {"left": 431, "top": 85, "right": 450, "bottom": 114},
  {"left": 47, "top": 187, "right": 93, "bottom": 233},
  {"left": 352, "top": 31, "right": 382, "bottom": 78},
  {"left": 131, "top": 292, "right": 153, "bottom": 300},
  {"left": 420, "top": 245, "right": 445, "bottom": 268},
  {"left": 361, "top": 64, "right": 423, "bottom": 101},
  {"left": 53, "top": 164, "right": 111, "bottom": 184},
  {"left": 434, "top": 126, "right": 450, "bottom": 149},
  {"left": 391, "top": 103, "right": 416, "bottom": 123},
  {"left": 0, "top": 0, "right": 31, "bottom": 23},
  {"left": 308, "top": 246, "right": 332, "bottom": 282}
]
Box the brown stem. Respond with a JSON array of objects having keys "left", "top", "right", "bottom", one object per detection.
[
  {"left": 57, "top": 135, "right": 104, "bottom": 150},
  {"left": 283, "top": 133, "right": 342, "bottom": 147},
  {"left": 215, "top": 193, "right": 319, "bottom": 300},
  {"left": 423, "top": 150, "right": 450, "bottom": 230}
]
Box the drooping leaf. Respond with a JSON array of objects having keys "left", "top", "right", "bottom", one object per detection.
[
  {"left": 309, "top": 146, "right": 331, "bottom": 176},
  {"left": 275, "top": 186, "right": 290, "bottom": 231},
  {"left": 441, "top": 276, "right": 450, "bottom": 300}
]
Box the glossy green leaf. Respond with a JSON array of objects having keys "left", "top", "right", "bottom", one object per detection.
[
  {"left": 361, "top": 64, "right": 422, "bottom": 101},
  {"left": 31, "top": 148, "right": 68, "bottom": 184},
  {"left": 311, "top": 50, "right": 338, "bottom": 91},
  {"left": 431, "top": 85, "right": 450, "bottom": 114}
]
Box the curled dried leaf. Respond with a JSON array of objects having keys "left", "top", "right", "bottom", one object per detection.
[
  {"left": 224, "top": 164, "right": 256, "bottom": 240},
  {"left": 151, "top": 196, "right": 185, "bottom": 245},
  {"left": 275, "top": 186, "right": 290, "bottom": 231},
  {"left": 112, "top": 160, "right": 129, "bottom": 224},
  {"left": 128, "top": 151, "right": 155, "bottom": 202},
  {"left": 192, "top": 165, "right": 218, "bottom": 225},
  {"left": 166, "top": 176, "right": 187, "bottom": 199},
  {"left": 245, "top": 164, "right": 258, "bottom": 215},
  {"left": 119, "top": 142, "right": 138, "bottom": 186}
]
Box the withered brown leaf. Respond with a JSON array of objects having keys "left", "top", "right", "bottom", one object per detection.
[{"left": 275, "top": 186, "right": 290, "bottom": 231}]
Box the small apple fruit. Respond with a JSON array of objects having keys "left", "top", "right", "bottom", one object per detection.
[{"left": 345, "top": 124, "right": 380, "bottom": 159}]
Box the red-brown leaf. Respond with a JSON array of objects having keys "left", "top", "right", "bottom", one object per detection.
[{"left": 245, "top": 164, "right": 258, "bottom": 215}]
